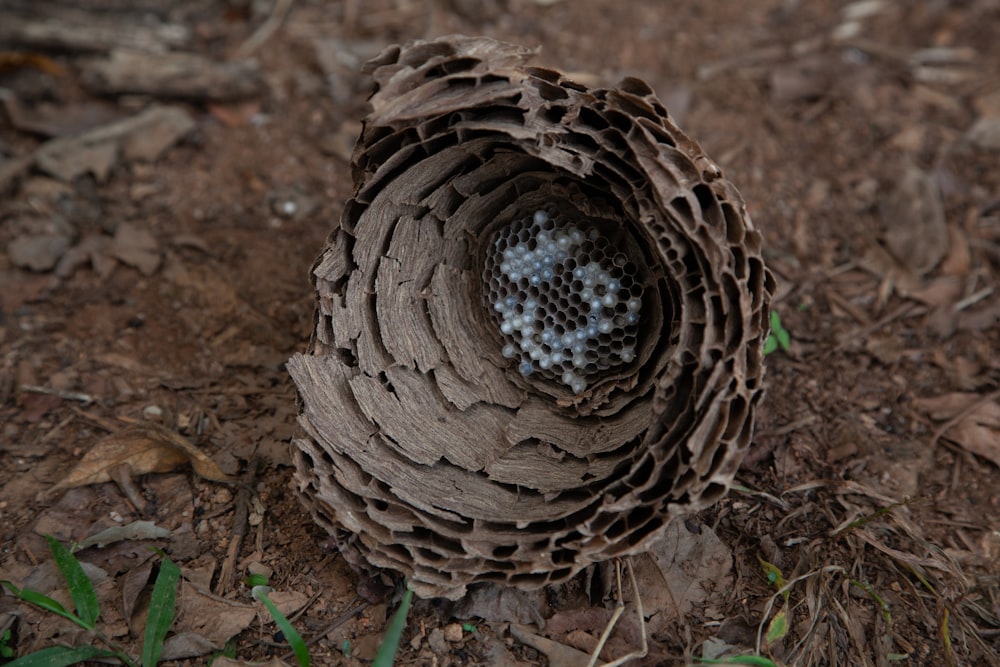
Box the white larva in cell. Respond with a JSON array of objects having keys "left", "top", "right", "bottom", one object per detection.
[{"left": 486, "top": 209, "right": 645, "bottom": 393}]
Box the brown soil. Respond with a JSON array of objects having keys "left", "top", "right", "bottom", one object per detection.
[{"left": 1, "top": 1, "right": 998, "bottom": 666}]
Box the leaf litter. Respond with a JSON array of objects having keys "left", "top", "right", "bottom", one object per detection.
[{"left": 48, "top": 423, "right": 234, "bottom": 496}]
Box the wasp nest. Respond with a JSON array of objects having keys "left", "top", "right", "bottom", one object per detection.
[{"left": 289, "top": 36, "right": 773, "bottom": 600}]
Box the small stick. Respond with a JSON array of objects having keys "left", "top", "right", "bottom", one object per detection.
[
  {"left": 586, "top": 557, "right": 648, "bottom": 667},
  {"left": 234, "top": 0, "right": 295, "bottom": 59}
]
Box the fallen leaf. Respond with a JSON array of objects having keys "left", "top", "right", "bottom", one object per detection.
[
  {"left": 49, "top": 424, "right": 234, "bottom": 495},
  {"left": 161, "top": 632, "right": 225, "bottom": 661},
  {"left": 881, "top": 162, "right": 948, "bottom": 276},
  {"left": 914, "top": 393, "right": 1000, "bottom": 467},
  {"left": 33, "top": 105, "right": 195, "bottom": 182},
  {"left": 631, "top": 520, "right": 733, "bottom": 633},
  {"left": 210, "top": 658, "right": 291, "bottom": 667},
  {"left": 172, "top": 580, "right": 257, "bottom": 649},
  {"left": 109, "top": 222, "right": 161, "bottom": 275},
  {"left": 510, "top": 624, "right": 593, "bottom": 667},
  {"left": 77, "top": 520, "right": 171, "bottom": 550},
  {"left": 265, "top": 589, "right": 310, "bottom": 617},
  {"left": 449, "top": 584, "right": 545, "bottom": 627},
  {"left": 120, "top": 559, "right": 155, "bottom": 634}
]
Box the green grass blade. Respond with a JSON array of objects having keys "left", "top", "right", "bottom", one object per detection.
[
  {"left": 373, "top": 587, "right": 413, "bottom": 667},
  {"left": 694, "top": 657, "right": 779, "bottom": 666},
  {"left": 45, "top": 536, "right": 100, "bottom": 630},
  {"left": 253, "top": 588, "right": 309, "bottom": 667},
  {"left": 4, "top": 644, "right": 115, "bottom": 667},
  {"left": 1, "top": 581, "right": 87, "bottom": 628},
  {"left": 141, "top": 554, "right": 180, "bottom": 667},
  {"left": 765, "top": 608, "right": 788, "bottom": 643}
]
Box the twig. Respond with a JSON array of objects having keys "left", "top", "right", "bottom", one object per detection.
[
  {"left": 586, "top": 557, "right": 647, "bottom": 667},
  {"left": 234, "top": 0, "right": 295, "bottom": 59},
  {"left": 20, "top": 384, "right": 94, "bottom": 404},
  {"left": 215, "top": 461, "right": 259, "bottom": 596}
]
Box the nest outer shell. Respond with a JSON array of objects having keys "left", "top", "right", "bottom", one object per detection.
[{"left": 289, "top": 35, "right": 774, "bottom": 600}]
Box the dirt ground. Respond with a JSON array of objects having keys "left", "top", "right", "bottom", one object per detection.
[{"left": 1, "top": 1, "right": 999, "bottom": 665}]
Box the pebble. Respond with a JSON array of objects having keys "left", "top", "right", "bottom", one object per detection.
[
  {"left": 966, "top": 116, "right": 1000, "bottom": 150},
  {"left": 443, "top": 623, "right": 464, "bottom": 642},
  {"left": 8, "top": 234, "right": 71, "bottom": 271}
]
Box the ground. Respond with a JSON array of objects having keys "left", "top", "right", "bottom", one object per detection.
[{"left": 1, "top": 1, "right": 999, "bottom": 666}]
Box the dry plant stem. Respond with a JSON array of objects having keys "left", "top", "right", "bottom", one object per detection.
[
  {"left": 281, "top": 598, "right": 368, "bottom": 661},
  {"left": 234, "top": 0, "right": 295, "bottom": 59},
  {"left": 586, "top": 557, "right": 647, "bottom": 667},
  {"left": 20, "top": 384, "right": 94, "bottom": 404},
  {"left": 755, "top": 566, "right": 846, "bottom": 655},
  {"left": 215, "top": 463, "right": 258, "bottom": 596}
]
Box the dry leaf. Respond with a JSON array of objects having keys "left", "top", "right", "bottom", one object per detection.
[
  {"left": 265, "top": 589, "right": 310, "bottom": 617},
  {"left": 77, "top": 520, "right": 171, "bottom": 549},
  {"left": 172, "top": 580, "right": 257, "bottom": 648},
  {"left": 631, "top": 520, "right": 733, "bottom": 633},
  {"left": 510, "top": 624, "right": 593, "bottom": 667},
  {"left": 210, "top": 658, "right": 291, "bottom": 667},
  {"left": 49, "top": 424, "right": 234, "bottom": 494},
  {"left": 881, "top": 162, "right": 948, "bottom": 277},
  {"left": 914, "top": 393, "right": 1000, "bottom": 467}
]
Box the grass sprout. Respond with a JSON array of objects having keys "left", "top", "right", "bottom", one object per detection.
[
  {"left": 373, "top": 587, "right": 414, "bottom": 667},
  {"left": 0, "top": 536, "right": 179, "bottom": 667},
  {"left": 763, "top": 310, "right": 790, "bottom": 355},
  {"left": 247, "top": 575, "right": 310, "bottom": 667}
]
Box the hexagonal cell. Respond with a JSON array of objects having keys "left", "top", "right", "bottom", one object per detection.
[{"left": 483, "top": 209, "right": 647, "bottom": 393}]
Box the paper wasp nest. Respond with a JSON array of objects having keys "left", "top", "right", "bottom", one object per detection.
[{"left": 289, "top": 36, "right": 773, "bottom": 600}]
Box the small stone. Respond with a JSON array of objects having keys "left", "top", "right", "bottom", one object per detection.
[
  {"left": 443, "top": 623, "right": 464, "bottom": 642},
  {"left": 966, "top": 116, "right": 1000, "bottom": 150},
  {"left": 212, "top": 488, "right": 233, "bottom": 505},
  {"left": 247, "top": 561, "right": 273, "bottom": 579},
  {"left": 427, "top": 628, "right": 447, "bottom": 653},
  {"left": 142, "top": 404, "right": 164, "bottom": 420},
  {"left": 8, "top": 234, "right": 71, "bottom": 271}
]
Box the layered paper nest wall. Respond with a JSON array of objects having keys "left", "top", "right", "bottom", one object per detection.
[{"left": 289, "top": 35, "right": 774, "bottom": 600}]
